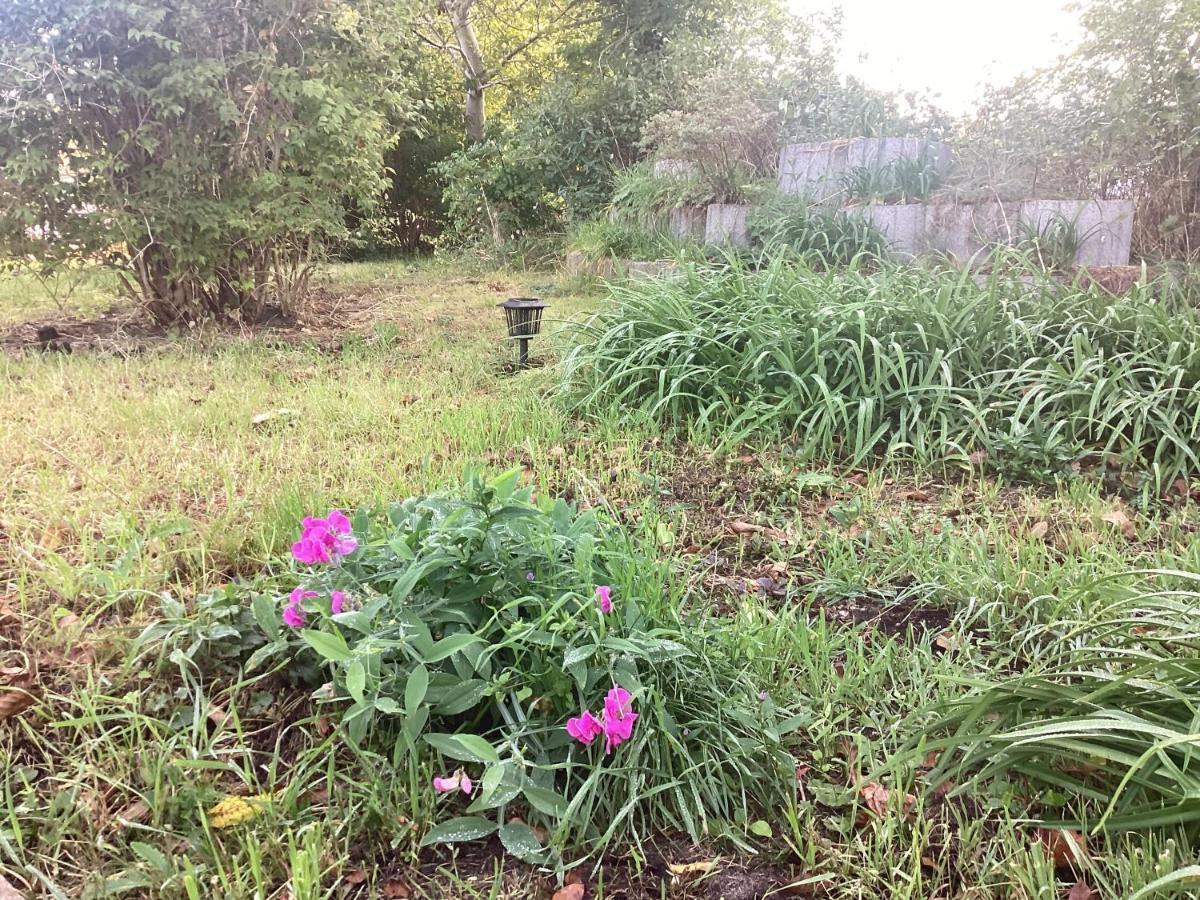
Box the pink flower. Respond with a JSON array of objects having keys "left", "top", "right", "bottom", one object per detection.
[
  {"left": 595, "top": 585, "right": 613, "bottom": 614},
  {"left": 432, "top": 771, "right": 472, "bottom": 794},
  {"left": 283, "top": 587, "right": 317, "bottom": 628},
  {"left": 330, "top": 591, "right": 347, "bottom": 614},
  {"left": 283, "top": 604, "right": 306, "bottom": 628},
  {"left": 602, "top": 686, "right": 638, "bottom": 755},
  {"left": 566, "top": 709, "right": 604, "bottom": 746},
  {"left": 291, "top": 510, "right": 357, "bottom": 565}
]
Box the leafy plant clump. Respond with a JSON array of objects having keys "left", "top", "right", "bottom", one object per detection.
[
  {"left": 0, "top": 0, "right": 405, "bottom": 326},
  {"left": 560, "top": 258, "right": 1200, "bottom": 492},
  {"left": 841, "top": 153, "right": 948, "bottom": 204},
  {"left": 747, "top": 194, "right": 891, "bottom": 266},
  {"left": 567, "top": 220, "right": 681, "bottom": 264},
  {"left": 179, "top": 471, "right": 800, "bottom": 863}
]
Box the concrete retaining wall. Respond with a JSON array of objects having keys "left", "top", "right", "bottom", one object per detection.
[
  {"left": 925, "top": 200, "right": 1019, "bottom": 263},
  {"left": 669, "top": 206, "right": 707, "bottom": 241},
  {"left": 777, "top": 138, "right": 951, "bottom": 203},
  {"left": 705, "top": 203, "right": 750, "bottom": 247},
  {"left": 863, "top": 203, "right": 927, "bottom": 259},
  {"left": 1018, "top": 199, "right": 1135, "bottom": 267}
]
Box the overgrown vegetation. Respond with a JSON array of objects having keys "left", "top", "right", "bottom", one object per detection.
[{"left": 561, "top": 259, "right": 1200, "bottom": 493}]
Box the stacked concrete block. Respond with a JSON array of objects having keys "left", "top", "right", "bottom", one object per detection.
[
  {"left": 705, "top": 203, "right": 750, "bottom": 247},
  {"left": 777, "top": 138, "right": 952, "bottom": 203},
  {"left": 924, "top": 201, "right": 1020, "bottom": 263},
  {"left": 1018, "top": 199, "right": 1135, "bottom": 266},
  {"left": 669, "top": 206, "right": 707, "bottom": 241},
  {"left": 863, "top": 204, "right": 927, "bottom": 259}
]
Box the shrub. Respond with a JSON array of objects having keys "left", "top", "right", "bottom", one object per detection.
[
  {"left": 208, "top": 472, "right": 800, "bottom": 861},
  {"left": 640, "top": 69, "right": 781, "bottom": 204},
  {"left": 567, "top": 219, "right": 681, "bottom": 263},
  {"left": 0, "top": 0, "right": 403, "bottom": 325},
  {"left": 560, "top": 259, "right": 1200, "bottom": 492}
]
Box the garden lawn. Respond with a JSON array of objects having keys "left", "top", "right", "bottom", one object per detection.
[{"left": 1, "top": 260, "right": 1198, "bottom": 899}]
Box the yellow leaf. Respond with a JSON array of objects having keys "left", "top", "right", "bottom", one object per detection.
[
  {"left": 668, "top": 860, "right": 717, "bottom": 878},
  {"left": 206, "top": 792, "right": 275, "bottom": 829}
]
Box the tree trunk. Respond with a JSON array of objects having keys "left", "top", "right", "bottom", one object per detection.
[{"left": 441, "top": 0, "right": 489, "bottom": 141}]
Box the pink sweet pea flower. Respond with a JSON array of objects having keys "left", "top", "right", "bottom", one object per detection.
[
  {"left": 602, "top": 686, "right": 638, "bottom": 755},
  {"left": 291, "top": 510, "right": 357, "bottom": 565},
  {"left": 282, "top": 603, "right": 306, "bottom": 628},
  {"left": 566, "top": 709, "right": 604, "bottom": 746},
  {"left": 283, "top": 587, "right": 318, "bottom": 628},
  {"left": 595, "top": 585, "right": 613, "bottom": 614},
  {"left": 432, "top": 771, "right": 472, "bottom": 794},
  {"left": 330, "top": 591, "right": 347, "bottom": 614}
]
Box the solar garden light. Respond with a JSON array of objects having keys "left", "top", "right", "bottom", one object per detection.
[{"left": 497, "top": 297, "right": 546, "bottom": 369}]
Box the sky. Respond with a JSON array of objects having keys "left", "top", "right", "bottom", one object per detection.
[{"left": 788, "top": 0, "right": 1083, "bottom": 114}]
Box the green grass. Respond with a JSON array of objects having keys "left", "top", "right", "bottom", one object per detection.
[
  {"left": 561, "top": 256, "right": 1200, "bottom": 494},
  {"left": 2, "top": 258, "right": 1199, "bottom": 898}
]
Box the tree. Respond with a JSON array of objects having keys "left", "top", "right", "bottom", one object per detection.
[
  {"left": 0, "top": 0, "right": 408, "bottom": 325},
  {"left": 415, "top": 0, "right": 601, "bottom": 141}
]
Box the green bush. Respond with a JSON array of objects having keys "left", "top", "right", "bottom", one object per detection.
[
  {"left": 560, "top": 258, "right": 1200, "bottom": 492},
  {"left": 567, "top": 219, "right": 680, "bottom": 263},
  {"left": 173, "top": 471, "right": 800, "bottom": 862}
]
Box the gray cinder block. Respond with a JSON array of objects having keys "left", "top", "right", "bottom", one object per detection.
[
  {"left": 863, "top": 203, "right": 927, "bottom": 259},
  {"left": 777, "top": 138, "right": 952, "bottom": 203},
  {"left": 1018, "top": 199, "right": 1134, "bottom": 266},
  {"left": 925, "top": 200, "right": 1020, "bottom": 264},
  {"left": 705, "top": 203, "right": 750, "bottom": 247},
  {"left": 669, "top": 206, "right": 707, "bottom": 241}
]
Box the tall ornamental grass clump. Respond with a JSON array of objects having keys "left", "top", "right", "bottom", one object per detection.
[
  {"left": 560, "top": 258, "right": 1200, "bottom": 491},
  {"left": 916, "top": 572, "right": 1200, "bottom": 839}
]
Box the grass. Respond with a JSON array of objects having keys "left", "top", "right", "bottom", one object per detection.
[
  {"left": 561, "top": 256, "right": 1200, "bottom": 495},
  {"left": 2, "top": 257, "right": 1200, "bottom": 898}
]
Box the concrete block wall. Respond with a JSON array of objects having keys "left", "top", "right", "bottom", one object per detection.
[
  {"left": 777, "top": 138, "right": 952, "bottom": 204},
  {"left": 1018, "top": 199, "right": 1135, "bottom": 267},
  {"left": 705, "top": 203, "right": 750, "bottom": 247}
]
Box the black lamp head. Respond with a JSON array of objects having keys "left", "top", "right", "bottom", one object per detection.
[{"left": 497, "top": 297, "right": 547, "bottom": 338}]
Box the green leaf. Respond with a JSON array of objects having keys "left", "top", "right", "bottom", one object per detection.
[
  {"left": 130, "top": 841, "right": 170, "bottom": 874},
  {"left": 420, "top": 816, "right": 497, "bottom": 846},
  {"left": 749, "top": 820, "right": 772, "bottom": 838},
  {"left": 424, "top": 733, "right": 500, "bottom": 765},
  {"left": 300, "top": 628, "right": 351, "bottom": 662},
  {"left": 346, "top": 659, "right": 366, "bottom": 704},
  {"left": 424, "top": 633, "right": 484, "bottom": 663},
  {"left": 522, "top": 784, "right": 568, "bottom": 818},
  {"left": 562, "top": 644, "right": 596, "bottom": 668},
  {"left": 405, "top": 664, "right": 430, "bottom": 716},
  {"left": 433, "top": 679, "right": 489, "bottom": 715},
  {"left": 374, "top": 696, "right": 400, "bottom": 715},
  {"left": 251, "top": 594, "right": 280, "bottom": 641},
  {"left": 245, "top": 639, "right": 286, "bottom": 672},
  {"left": 498, "top": 822, "right": 544, "bottom": 862}
]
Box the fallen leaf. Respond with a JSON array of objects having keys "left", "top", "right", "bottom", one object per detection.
[
  {"left": 1066, "top": 878, "right": 1097, "bottom": 900},
  {"left": 551, "top": 884, "right": 585, "bottom": 900},
  {"left": 206, "top": 793, "right": 274, "bottom": 829},
  {"left": 343, "top": 869, "right": 368, "bottom": 885},
  {"left": 0, "top": 874, "right": 24, "bottom": 900},
  {"left": 899, "top": 488, "right": 931, "bottom": 502},
  {"left": 1101, "top": 509, "right": 1135, "bottom": 540},
  {"left": 112, "top": 799, "right": 151, "bottom": 830},
  {"left": 857, "top": 781, "right": 916, "bottom": 825},
  {"left": 668, "top": 860, "right": 717, "bottom": 878},
  {"left": 934, "top": 631, "right": 964, "bottom": 652},
  {"left": 729, "top": 521, "right": 765, "bottom": 535},
  {"left": 0, "top": 686, "right": 36, "bottom": 722},
  {"left": 1035, "top": 828, "right": 1088, "bottom": 868},
  {"left": 1029, "top": 520, "right": 1050, "bottom": 540},
  {"left": 381, "top": 879, "right": 411, "bottom": 898}
]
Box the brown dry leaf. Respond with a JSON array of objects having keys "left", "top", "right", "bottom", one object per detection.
[
  {"left": 552, "top": 884, "right": 585, "bottom": 900},
  {"left": 668, "top": 860, "right": 717, "bottom": 878},
  {"left": 0, "top": 874, "right": 24, "bottom": 900},
  {"left": 0, "top": 686, "right": 36, "bottom": 722},
  {"left": 729, "top": 521, "right": 765, "bottom": 535},
  {"left": 1029, "top": 520, "right": 1050, "bottom": 540},
  {"left": 547, "top": 446, "right": 566, "bottom": 459},
  {"left": 967, "top": 450, "right": 988, "bottom": 467},
  {"left": 112, "top": 799, "right": 151, "bottom": 830},
  {"left": 846, "top": 472, "right": 867, "bottom": 486},
  {"left": 934, "top": 631, "right": 964, "bottom": 652},
  {"left": 343, "top": 869, "right": 368, "bottom": 885},
  {"left": 1035, "top": 828, "right": 1088, "bottom": 868},
  {"left": 899, "top": 488, "right": 931, "bottom": 502},
  {"left": 381, "top": 879, "right": 411, "bottom": 898},
  {"left": 1101, "top": 509, "right": 1136, "bottom": 540},
  {"left": 857, "top": 781, "right": 916, "bottom": 825},
  {"left": 1066, "top": 878, "right": 1098, "bottom": 900}
]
